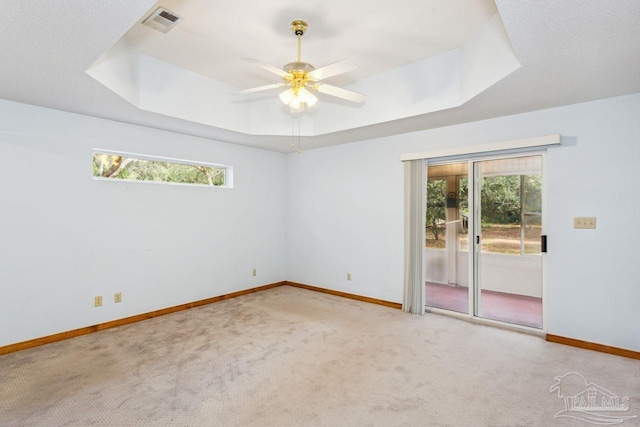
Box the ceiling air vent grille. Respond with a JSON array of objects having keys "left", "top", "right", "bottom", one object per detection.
[{"left": 142, "top": 7, "right": 183, "bottom": 34}]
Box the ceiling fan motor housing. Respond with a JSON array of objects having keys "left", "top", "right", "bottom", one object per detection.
[
  {"left": 283, "top": 62, "right": 315, "bottom": 94},
  {"left": 283, "top": 62, "right": 315, "bottom": 73}
]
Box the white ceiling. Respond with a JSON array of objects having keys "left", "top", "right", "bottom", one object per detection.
[
  {"left": 1, "top": 0, "right": 639, "bottom": 153},
  {"left": 125, "top": 0, "right": 497, "bottom": 89}
]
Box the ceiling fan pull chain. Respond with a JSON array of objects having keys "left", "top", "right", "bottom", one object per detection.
[{"left": 298, "top": 116, "right": 302, "bottom": 154}]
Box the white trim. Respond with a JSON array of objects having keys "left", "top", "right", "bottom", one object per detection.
[
  {"left": 541, "top": 151, "right": 548, "bottom": 333},
  {"left": 467, "top": 161, "right": 475, "bottom": 320},
  {"left": 92, "top": 176, "right": 233, "bottom": 189},
  {"left": 400, "top": 134, "right": 561, "bottom": 161},
  {"left": 92, "top": 148, "right": 233, "bottom": 188},
  {"left": 93, "top": 148, "right": 229, "bottom": 169}
]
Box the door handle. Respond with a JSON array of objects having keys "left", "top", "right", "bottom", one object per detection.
[
  {"left": 476, "top": 235, "right": 480, "bottom": 244},
  {"left": 541, "top": 235, "right": 547, "bottom": 253}
]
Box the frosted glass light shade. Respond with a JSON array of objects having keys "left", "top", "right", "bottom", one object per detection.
[
  {"left": 279, "top": 86, "right": 318, "bottom": 110},
  {"left": 289, "top": 97, "right": 301, "bottom": 110},
  {"left": 279, "top": 89, "right": 295, "bottom": 105},
  {"left": 298, "top": 88, "right": 318, "bottom": 107}
]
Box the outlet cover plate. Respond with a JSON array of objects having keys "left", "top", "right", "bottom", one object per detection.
[{"left": 574, "top": 217, "right": 596, "bottom": 229}]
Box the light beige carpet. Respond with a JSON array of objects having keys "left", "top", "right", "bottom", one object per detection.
[{"left": 0, "top": 286, "right": 638, "bottom": 426}]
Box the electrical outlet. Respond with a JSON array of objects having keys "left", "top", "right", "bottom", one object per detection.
[
  {"left": 94, "top": 296, "right": 103, "bottom": 307},
  {"left": 114, "top": 292, "right": 122, "bottom": 303},
  {"left": 347, "top": 273, "right": 351, "bottom": 281},
  {"left": 574, "top": 217, "right": 596, "bottom": 229},
  {"left": 252, "top": 268, "right": 257, "bottom": 277}
]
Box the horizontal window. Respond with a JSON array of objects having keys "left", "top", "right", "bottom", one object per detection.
[{"left": 92, "top": 150, "right": 232, "bottom": 188}]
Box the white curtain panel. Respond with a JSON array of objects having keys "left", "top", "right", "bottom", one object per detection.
[{"left": 403, "top": 159, "right": 426, "bottom": 314}]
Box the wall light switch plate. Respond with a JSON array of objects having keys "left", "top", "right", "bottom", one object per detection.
[
  {"left": 574, "top": 217, "right": 596, "bottom": 229},
  {"left": 114, "top": 292, "right": 122, "bottom": 303},
  {"left": 94, "top": 296, "right": 103, "bottom": 307},
  {"left": 347, "top": 273, "right": 351, "bottom": 281}
]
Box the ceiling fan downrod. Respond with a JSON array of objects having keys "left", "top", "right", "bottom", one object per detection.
[{"left": 291, "top": 20, "right": 307, "bottom": 62}]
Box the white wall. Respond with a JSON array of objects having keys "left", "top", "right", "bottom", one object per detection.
[
  {"left": 425, "top": 251, "right": 542, "bottom": 298},
  {"left": 478, "top": 253, "right": 541, "bottom": 298},
  {"left": 286, "top": 141, "right": 405, "bottom": 303},
  {"left": 286, "top": 93, "right": 640, "bottom": 352},
  {"left": 87, "top": 39, "right": 140, "bottom": 106},
  {"left": 0, "top": 100, "right": 287, "bottom": 347},
  {"left": 313, "top": 50, "right": 461, "bottom": 135},
  {"left": 425, "top": 249, "right": 448, "bottom": 284},
  {"left": 2, "top": 93, "right": 639, "bottom": 353},
  {"left": 138, "top": 54, "right": 250, "bottom": 133}
]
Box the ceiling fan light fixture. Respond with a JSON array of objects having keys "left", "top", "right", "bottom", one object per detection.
[
  {"left": 290, "top": 104, "right": 305, "bottom": 114},
  {"left": 298, "top": 88, "right": 317, "bottom": 107},
  {"left": 289, "top": 96, "right": 302, "bottom": 110},
  {"left": 279, "top": 89, "right": 295, "bottom": 105},
  {"left": 237, "top": 20, "right": 364, "bottom": 112},
  {"left": 279, "top": 87, "right": 317, "bottom": 111}
]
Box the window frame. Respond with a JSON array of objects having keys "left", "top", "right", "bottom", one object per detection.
[{"left": 91, "top": 149, "right": 233, "bottom": 189}]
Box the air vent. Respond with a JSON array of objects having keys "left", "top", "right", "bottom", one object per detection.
[{"left": 142, "top": 7, "right": 183, "bottom": 34}]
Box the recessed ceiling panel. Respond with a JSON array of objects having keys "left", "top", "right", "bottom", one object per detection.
[{"left": 124, "top": 0, "right": 498, "bottom": 89}]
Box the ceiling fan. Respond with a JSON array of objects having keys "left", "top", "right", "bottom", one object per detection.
[{"left": 235, "top": 20, "right": 365, "bottom": 112}]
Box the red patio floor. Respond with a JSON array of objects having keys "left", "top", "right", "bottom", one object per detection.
[{"left": 425, "top": 282, "right": 542, "bottom": 328}]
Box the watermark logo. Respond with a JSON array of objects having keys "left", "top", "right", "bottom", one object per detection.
[{"left": 550, "top": 372, "right": 637, "bottom": 425}]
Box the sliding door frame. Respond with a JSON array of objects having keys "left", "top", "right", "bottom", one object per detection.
[{"left": 425, "top": 150, "right": 548, "bottom": 335}]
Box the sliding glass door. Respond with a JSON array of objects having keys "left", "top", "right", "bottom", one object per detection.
[
  {"left": 474, "top": 156, "right": 543, "bottom": 328},
  {"left": 425, "top": 162, "right": 469, "bottom": 314},
  {"left": 426, "top": 154, "right": 544, "bottom": 329}
]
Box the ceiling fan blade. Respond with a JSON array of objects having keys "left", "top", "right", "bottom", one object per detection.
[
  {"left": 233, "top": 83, "right": 287, "bottom": 95},
  {"left": 243, "top": 58, "right": 289, "bottom": 78},
  {"left": 308, "top": 60, "right": 357, "bottom": 81},
  {"left": 314, "top": 83, "right": 365, "bottom": 103}
]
